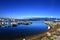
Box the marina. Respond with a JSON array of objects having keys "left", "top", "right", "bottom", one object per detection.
[
  {"left": 0, "top": 18, "right": 49, "bottom": 40},
  {"left": 0, "top": 18, "right": 32, "bottom": 27}
]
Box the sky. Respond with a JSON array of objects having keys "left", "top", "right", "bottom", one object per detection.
[{"left": 0, "top": 0, "right": 60, "bottom": 18}]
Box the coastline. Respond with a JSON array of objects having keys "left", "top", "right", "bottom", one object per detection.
[{"left": 22, "top": 21, "right": 52, "bottom": 40}]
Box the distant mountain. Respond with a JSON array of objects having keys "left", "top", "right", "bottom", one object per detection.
[
  {"left": 18, "top": 18, "right": 60, "bottom": 21},
  {"left": 0, "top": 17, "right": 60, "bottom": 21}
]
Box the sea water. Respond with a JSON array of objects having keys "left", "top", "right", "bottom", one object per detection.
[{"left": 0, "top": 21, "right": 48, "bottom": 38}]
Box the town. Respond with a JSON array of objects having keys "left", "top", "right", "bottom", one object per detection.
[
  {"left": 0, "top": 17, "right": 60, "bottom": 40},
  {"left": 0, "top": 18, "right": 32, "bottom": 27}
]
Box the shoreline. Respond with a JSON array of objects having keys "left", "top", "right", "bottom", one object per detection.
[{"left": 23, "top": 21, "right": 52, "bottom": 40}]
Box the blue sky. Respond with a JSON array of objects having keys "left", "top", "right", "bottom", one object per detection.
[{"left": 0, "top": 0, "right": 60, "bottom": 18}]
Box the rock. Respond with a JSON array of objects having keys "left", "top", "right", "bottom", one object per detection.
[{"left": 47, "top": 32, "right": 51, "bottom": 37}]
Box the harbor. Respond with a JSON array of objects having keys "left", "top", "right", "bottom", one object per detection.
[
  {"left": 0, "top": 18, "right": 60, "bottom": 40},
  {"left": 0, "top": 18, "right": 49, "bottom": 40},
  {"left": 0, "top": 18, "right": 32, "bottom": 27}
]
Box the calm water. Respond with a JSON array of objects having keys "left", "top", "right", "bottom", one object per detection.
[{"left": 0, "top": 21, "right": 48, "bottom": 38}]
